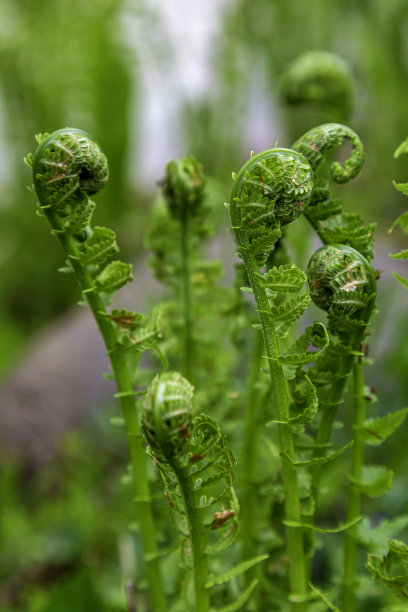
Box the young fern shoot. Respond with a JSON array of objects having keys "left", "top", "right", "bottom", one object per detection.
[
  {"left": 25, "top": 128, "right": 166, "bottom": 612},
  {"left": 229, "top": 148, "right": 317, "bottom": 607},
  {"left": 161, "top": 157, "right": 206, "bottom": 382},
  {"left": 142, "top": 372, "right": 265, "bottom": 612}
]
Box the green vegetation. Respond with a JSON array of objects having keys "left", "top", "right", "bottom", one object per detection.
[{"left": 2, "top": 4, "right": 408, "bottom": 611}]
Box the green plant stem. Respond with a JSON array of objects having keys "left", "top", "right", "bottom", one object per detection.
[
  {"left": 44, "top": 209, "right": 167, "bottom": 612},
  {"left": 343, "top": 359, "right": 365, "bottom": 612},
  {"left": 239, "top": 243, "right": 308, "bottom": 609},
  {"left": 241, "top": 330, "right": 264, "bottom": 572},
  {"left": 171, "top": 461, "right": 210, "bottom": 612},
  {"left": 180, "top": 210, "right": 193, "bottom": 381}
]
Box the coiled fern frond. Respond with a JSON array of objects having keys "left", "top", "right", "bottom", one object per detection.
[{"left": 229, "top": 148, "right": 314, "bottom": 265}]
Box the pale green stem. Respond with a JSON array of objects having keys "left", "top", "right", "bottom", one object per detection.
[
  {"left": 239, "top": 244, "right": 308, "bottom": 610},
  {"left": 169, "top": 460, "right": 210, "bottom": 612},
  {"left": 44, "top": 209, "right": 167, "bottom": 612},
  {"left": 241, "top": 330, "right": 264, "bottom": 574},
  {"left": 180, "top": 210, "right": 193, "bottom": 382},
  {"left": 343, "top": 360, "right": 365, "bottom": 612}
]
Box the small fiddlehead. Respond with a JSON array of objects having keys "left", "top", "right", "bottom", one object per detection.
[
  {"left": 390, "top": 138, "right": 408, "bottom": 289},
  {"left": 307, "top": 244, "right": 376, "bottom": 337},
  {"left": 27, "top": 128, "right": 108, "bottom": 236},
  {"left": 281, "top": 51, "right": 354, "bottom": 123},
  {"left": 229, "top": 149, "right": 320, "bottom": 608},
  {"left": 292, "top": 123, "right": 376, "bottom": 260},
  {"left": 230, "top": 148, "right": 314, "bottom": 265},
  {"left": 143, "top": 372, "right": 260, "bottom": 612},
  {"left": 162, "top": 155, "right": 206, "bottom": 221}
]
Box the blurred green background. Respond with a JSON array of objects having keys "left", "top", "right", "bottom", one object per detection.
[{"left": 1, "top": 0, "right": 408, "bottom": 610}]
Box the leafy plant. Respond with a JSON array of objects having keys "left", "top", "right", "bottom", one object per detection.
[{"left": 22, "top": 119, "right": 408, "bottom": 612}]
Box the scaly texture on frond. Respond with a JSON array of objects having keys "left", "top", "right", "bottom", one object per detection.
[
  {"left": 28, "top": 129, "right": 133, "bottom": 301},
  {"left": 307, "top": 244, "right": 376, "bottom": 338},
  {"left": 230, "top": 148, "right": 314, "bottom": 265}
]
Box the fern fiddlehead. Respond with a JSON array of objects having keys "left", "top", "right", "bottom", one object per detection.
[
  {"left": 306, "top": 244, "right": 377, "bottom": 610},
  {"left": 281, "top": 51, "right": 354, "bottom": 124},
  {"left": 161, "top": 156, "right": 206, "bottom": 382},
  {"left": 142, "top": 372, "right": 260, "bottom": 612},
  {"left": 292, "top": 122, "right": 376, "bottom": 261},
  {"left": 229, "top": 148, "right": 316, "bottom": 608},
  {"left": 25, "top": 129, "right": 166, "bottom": 612}
]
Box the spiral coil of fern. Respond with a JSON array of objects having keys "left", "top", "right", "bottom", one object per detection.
[
  {"left": 307, "top": 244, "right": 376, "bottom": 337},
  {"left": 306, "top": 245, "right": 376, "bottom": 582},
  {"left": 142, "top": 372, "right": 211, "bottom": 612},
  {"left": 27, "top": 128, "right": 166, "bottom": 612},
  {"left": 230, "top": 148, "right": 315, "bottom": 608},
  {"left": 230, "top": 148, "right": 314, "bottom": 266}
]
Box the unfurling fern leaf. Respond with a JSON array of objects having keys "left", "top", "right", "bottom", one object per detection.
[{"left": 142, "top": 372, "right": 264, "bottom": 612}]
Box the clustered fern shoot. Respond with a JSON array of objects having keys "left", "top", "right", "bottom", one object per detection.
[{"left": 25, "top": 120, "right": 408, "bottom": 612}]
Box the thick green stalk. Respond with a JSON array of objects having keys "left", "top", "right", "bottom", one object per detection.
[
  {"left": 239, "top": 242, "right": 308, "bottom": 609},
  {"left": 170, "top": 461, "right": 210, "bottom": 612},
  {"left": 241, "top": 330, "right": 264, "bottom": 573},
  {"left": 180, "top": 210, "right": 193, "bottom": 381},
  {"left": 44, "top": 209, "right": 167, "bottom": 612},
  {"left": 343, "top": 360, "right": 365, "bottom": 612}
]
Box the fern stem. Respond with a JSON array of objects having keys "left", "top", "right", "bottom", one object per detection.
[
  {"left": 180, "top": 209, "right": 193, "bottom": 381},
  {"left": 43, "top": 208, "right": 167, "bottom": 612},
  {"left": 343, "top": 359, "right": 365, "bottom": 612},
  {"left": 239, "top": 244, "right": 308, "bottom": 610},
  {"left": 241, "top": 330, "right": 264, "bottom": 576},
  {"left": 172, "top": 462, "right": 210, "bottom": 612}
]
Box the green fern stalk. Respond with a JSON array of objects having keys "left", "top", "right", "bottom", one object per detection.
[
  {"left": 161, "top": 157, "right": 206, "bottom": 382},
  {"left": 229, "top": 148, "right": 316, "bottom": 608},
  {"left": 142, "top": 372, "right": 249, "bottom": 612},
  {"left": 343, "top": 359, "right": 366, "bottom": 612},
  {"left": 25, "top": 129, "right": 166, "bottom": 612}
]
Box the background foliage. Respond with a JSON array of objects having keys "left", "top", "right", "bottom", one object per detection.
[{"left": 1, "top": 0, "right": 408, "bottom": 610}]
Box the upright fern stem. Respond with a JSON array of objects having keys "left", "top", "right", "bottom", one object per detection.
[
  {"left": 229, "top": 148, "right": 315, "bottom": 609},
  {"left": 26, "top": 129, "right": 167, "bottom": 612}
]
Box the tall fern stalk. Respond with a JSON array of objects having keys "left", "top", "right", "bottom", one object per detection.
[
  {"left": 26, "top": 129, "right": 166, "bottom": 612},
  {"left": 343, "top": 358, "right": 366, "bottom": 612},
  {"left": 229, "top": 149, "right": 316, "bottom": 607}
]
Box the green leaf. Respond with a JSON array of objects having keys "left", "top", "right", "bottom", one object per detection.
[
  {"left": 96, "top": 261, "right": 133, "bottom": 294},
  {"left": 282, "top": 440, "right": 353, "bottom": 468},
  {"left": 267, "top": 372, "right": 318, "bottom": 425},
  {"left": 367, "top": 539, "right": 408, "bottom": 601},
  {"left": 278, "top": 321, "right": 329, "bottom": 365},
  {"left": 390, "top": 249, "right": 408, "bottom": 260},
  {"left": 309, "top": 583, "right": 340, "bottom": 611},
  {"left": 389, "top": 211, "right": 408, "bottom": 234},
  {"left": 347, "top": 465, "right": 393, "bottom": 497},
  {"left": 260, "top": 263, "right": 307, "bottom": 293},
  {"left": 356, "top": 515, "right": 408, "bottom": 551},
  {"left": 394, "top": 138, "right": 408, "bottom": 159},
  {"left": 266, "top": 292, "right": 311, "bottom": 325},
  {"left": 205, "top": 554, "right": 268, "bottom": 588},
  {"left": 79, "top": 226, "right": 118, "bottom": 266},
  {"left": 361, "top": 407, "right": 408, "bottom": 446},
  {"left": 210, "top": 579, "right": 259, "bottom": 612},
  {"left": 306, "top": 198, "right": 343, "bottom": 222},
  {"left": 283, "top": 515, "right": 360, "bottom": 533},
  {"left": 393, "top": 181, "right": 408, "bottom": 196},
  {"left": 393, "top": 272, "right": 408, "bottom": 290}
]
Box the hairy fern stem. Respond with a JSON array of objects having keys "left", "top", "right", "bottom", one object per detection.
[
  {"left": 44, "top": 208, "right": 167, "bottom": 611},
  {"left": 180, "top": 209, "right": 194, "bottom": 382},
  {"left": 239, "top": 242, "right": 308, "bottom": 609},
  {"left": 343, "top": 359, "right": 366, "bottom": 611}
]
